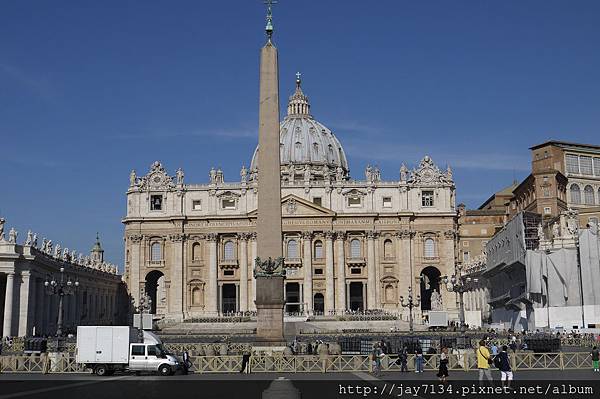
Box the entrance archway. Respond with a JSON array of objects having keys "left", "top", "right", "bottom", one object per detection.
[
  {"left": 145, "top": 270, "right": 166, "bottom": 315},
  {"left": 349, "top": 282, "right": 364, "bottom": 311},
  {"left": 313, "top": 293, "right": 324, "bottom": 315},
  {"left": 285, "top": 282, "right": 300, "bottom": 313},
  {"left": 221, "top": 284, "right": 237, "bottom": 314},
  {"left": 420, "top": 266, "right": 441, "bottom": 311}
]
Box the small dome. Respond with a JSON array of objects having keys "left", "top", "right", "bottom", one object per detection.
[{"left": 250, "top": 74, "right": 349, "bottom": 178}]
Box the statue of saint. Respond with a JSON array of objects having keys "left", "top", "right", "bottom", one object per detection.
[
  {"left": 430, "top": 290, "right": 443, "bottom": 311},
  {"left": 336, "top": 166, "right": 343, "bottom": 182},
  {"left": 288, "top": 163, "right": 295, "bottom": 183},
  {"left": 400, "top": 163, "right": 408, "bottom": 182},
  {"left": 209, "top": 167, "right": 217, "bottom": 184},
  {"left": 365, "top": 165, "right": 372, "bottom": 182},
  {"left": 303, "top": 165, "right": 311, "bottom": 183},
  {"left": 537, "top": 223, "right": 545, "bottom": 241},
  {"left": 8, "top": 228, "right": 17, "bottom": 244},
  {"left": 129, "top": 170, "right": 137, "bottom": 187},
  {"left": 0, "top": 217, "right": 5, "bottom": 241},
  {"left": 32, "top": 233, "right": 38, "bottom": 248},
  {"left": 240, "top": 165, "right": 248, "bottom": 183},
  {"left": 552, "top": 222, "right": 560, "bottom": 239},
  {"left": 25, "top": 230, "right": 33, "bottom": 246},
  {"left": 176, "top": 168, "right": 184, "bottom": 185}
]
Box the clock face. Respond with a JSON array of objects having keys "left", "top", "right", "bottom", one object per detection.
[
  {"left": 422, "top": 168, "right": 434, "bottom": 182},
  {"left": 150, "top": 174, "right": 163, "bottom": 187}
]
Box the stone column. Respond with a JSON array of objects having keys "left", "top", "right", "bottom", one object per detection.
[
  {"left": 169, "top": 234, "right": 184, "bottom": 320},
  {"left": 301, "top": 232, "right": 313, "bottom": 315},
  {"left": 335, "top": 232, "right": 346, "bottom": 312},
  {"left": 324, "top": 231, "right": 335, "bottom": 314},
  {"left": 3, "top": 272, "right": 15, "bottom": 336},
  {"left": 18, "top": 271, "right": 32, "bottom": 336},
  {"left": 249, "top": 233, "right": 257, "bottom": 311},
  {"left": 207, "top": 233, "right": 218, "bottom": 315},
  {"left": 366, "top": 231, "right": 376, "bottom": 309},
  {"left": 239, "top": 233, "right": 249, "bottom": 312},
  {"left": 128, "top": 235, "right": 143, "bottom": 305},
  {"left": 374, "top": 234, "right": 381, "bottom": 308}
]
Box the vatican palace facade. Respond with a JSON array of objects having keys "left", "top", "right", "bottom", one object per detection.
[{"left": 122, "top": 78, "right": 459, "bottom": 322}]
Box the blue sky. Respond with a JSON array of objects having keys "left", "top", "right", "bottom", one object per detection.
[{"left": 1, "top": 0, "right": 599, "bottom": 266}]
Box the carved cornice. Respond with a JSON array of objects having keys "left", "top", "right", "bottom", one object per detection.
[
  {"left": 188, "top": 234, "right": 206, "bottom": 241},
  {"left": 334, "top": 231, "right": 346, "bottom": 241},
  {"left": 366, "top": 231, "right": 378, "bottom": 240},
  {"left": 301, "top": 231, "right": 313, "bottom": 240},
  {"left": 238, "top": 232, "right": 251, "bottom": 241},
  {"left": 206, "top": 233, "right": 218, "bottom": 242},
  {"left": 169, "top": 233, "right": 185, "bottom": 242},
  {"left": 129, "top": 234, "right": 143, "bottom": 243}
]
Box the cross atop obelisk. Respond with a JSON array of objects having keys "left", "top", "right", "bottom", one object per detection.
[{"left": 254, "top": 0, "right": 285, "bottom": 344}]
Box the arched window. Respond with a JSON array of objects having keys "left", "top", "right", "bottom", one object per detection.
[
  {"left": 424, "top": 238, "right": 435, "bottom": 258},
  {"left": 570, "top": 184, "right": 581, "bottom": 204},
  {"left": 224, "top": 241, "right": 235, "bottom": 260},
  {"left": 350, "top": 239, "right": 361, "bottom": 258},
  {"left": 192, "top": 243, "right": 201, "bottom": 261},
  {"left": 584, "top": 185, "right": 595, "bottom": 205},
  {"left": 192, "top": 287, "right": 202, "bottom": 305},
  {"left": 314, "top": 240, "right": 323, "bottom": 259},
  {"left": 287, "top": 239, "right": 298, "bottom": 258},
  {"left": 151, "top": 242, "right": 162, "bottom": 261},
  {"left": 383, "top": 239, "right": 393, "bottom": 258}
]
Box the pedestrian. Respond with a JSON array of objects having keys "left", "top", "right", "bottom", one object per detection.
[
  {"left": 496, "top": 345, "right": 513, "bottom": 388},
  {"left": 477, "top": 340, "right": 493, "bottom": 386},
  {"left": 307, "top": 342, "right": 313, "bottom": 355},
  {"left": 437, "top": 347, "right": 449, "bottom": 384},
  {"left": 491, "top": 342, "right": 498, "bottom": 356},
  {"left": 240, "top": 348, "right": 251, "bottom": 373},
  {"left": 371, "top": 343, "right": 383, "bottom": 377},
  {"left": 182, "top": 350, "right": 190, "bottom": 375},
  {"left": 415, "top": 346, "right": 424, "bottom": 373},
  {"left": 591, "top": 346, "right": 599, "bottom": 372},
  {"left": 399, "top": 346, "right": 408, "bottom": 372}
]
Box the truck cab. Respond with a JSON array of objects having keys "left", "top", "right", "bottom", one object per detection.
[{"left": 128, "top": 334, "right": 178, "bottom": 375}]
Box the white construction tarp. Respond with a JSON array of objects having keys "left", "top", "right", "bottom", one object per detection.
[
  {"left": 578, "top": 229, "right": 600, "bottom": 306},
  {"left": 525, "top": 248, "right": 579, "bottom": 307}
]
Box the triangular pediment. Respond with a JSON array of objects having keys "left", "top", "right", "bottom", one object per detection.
[{"left": 247, "top": 194, "right": 335, "bottom": 217}]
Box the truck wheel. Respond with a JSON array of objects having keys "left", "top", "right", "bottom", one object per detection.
[
  {"left": 94, "top": 365, "right": 108, "bottom": 376},
  {"left": 158, "top": 364, "right": 172, "bottom": 376}
]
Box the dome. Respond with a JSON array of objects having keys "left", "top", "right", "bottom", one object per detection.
[{"left": 250, "top": 75, "right": 349, "bottom": 180}]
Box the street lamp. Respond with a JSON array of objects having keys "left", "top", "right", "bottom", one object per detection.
[
  {"left": 443, "top": 265, "right": 478, "bottom": 333},
  {"left": 400, "top": 286, "right": 420, "bottom": 334},
  {"left": 44, "top": 267, "right": 79, "bottom": 337},
  {"left": 134, "top": 294, "right": 152, "bottom": 341}
]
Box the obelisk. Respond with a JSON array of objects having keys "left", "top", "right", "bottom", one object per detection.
[{"left": 254, "top": 1, "right": 285, "bottom": 343}]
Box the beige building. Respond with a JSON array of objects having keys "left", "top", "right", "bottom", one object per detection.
[
  {"left": 122, "top": 78, "right": 460, "bottom": 323},
  {"left": 0, "top": 221, "right": 125, "bottom": 337}
]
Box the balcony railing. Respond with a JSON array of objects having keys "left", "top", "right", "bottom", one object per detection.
[{"left": 219, "top": 259, "right": 239, "bottom": 269}]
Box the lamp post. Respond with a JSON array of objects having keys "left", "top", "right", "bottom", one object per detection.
[
  {"left": 400, "top": 286, "right": 420, "bottom": 334},
  {"left": 443, "top": 264, "right": 478, "bottom": 333},
  {"left": 44, "top": 267, "right": 79, "bottom": 337},
  {"left": 135, "top": 294, "right": 152, "bottom": 341}
]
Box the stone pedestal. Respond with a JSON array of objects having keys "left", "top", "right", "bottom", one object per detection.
[{"left": 255, "top": 276, "right": 285, "bottom": 344}]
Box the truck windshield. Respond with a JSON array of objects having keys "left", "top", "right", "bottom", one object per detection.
[{"left": 147, "top": 344, "right": 165, "bottom": 357}]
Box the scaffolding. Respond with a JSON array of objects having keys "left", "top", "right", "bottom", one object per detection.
[{"left": 522, "top": 211, "right": 542, "bottom": 250}]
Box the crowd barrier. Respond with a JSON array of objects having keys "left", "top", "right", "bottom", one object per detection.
[{"left": 1, "top": 352, "right": 595, "bottom": 374}]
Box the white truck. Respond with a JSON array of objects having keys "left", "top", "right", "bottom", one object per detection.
[{"left": 76, "top": 326, "right": 179, "bottom": 376}]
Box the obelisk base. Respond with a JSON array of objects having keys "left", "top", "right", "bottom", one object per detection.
[{"left": 255, "top": 276, "right": 285, "bottom": 344}]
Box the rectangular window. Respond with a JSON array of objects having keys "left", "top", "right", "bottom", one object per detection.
[
  {"left": 347, "top": 196, "right": 362, "bottom": 207},
  {"left": 192, "top": 200, "right": 202, "bottom": 210},
  {"left": 543, "top": 187, "right": 550, "bottom": 197},
  {"left": 594, "top": 158, "right": 600, "bottom": 176},
  {"left": 150, "top": 195, "right": 163, "bottom": 211},
  {"left": 312, "top": 197, "right": 322, "bottom": 206},
  {"left": 382, "top": 197, "right": 392, "bottom": 208},
  {"left": 544, "top": 207, "right": 552, "bottom": 215},
  {"left": 463, "top": 241, "right": 469, "bottom": 247},
  {"left": 565, "top": 154, "right": 579, "bottom": 174},
  {"left": 350, "top": 268, "right": 362, "bottom": 275},
  {"left": 422, "top": 191, "right": 434, "bottom": 207},
  {"left": 131, "top": 345, "right": 145, "bottom": 356},
  {"left": 147, "top": 345, "right": 160, "bottom": 356},
  {"left": 580, "top": 156, "right": 593, "bottom": 175},
  {"left": 221, "top": 199, "right": 236, "bottom": 209},
  {"left": 314, "top": 268, "right": 323, "bottom": 275},
  {"left": 223, "top": 270, "right": 234, "bottom": 276}
]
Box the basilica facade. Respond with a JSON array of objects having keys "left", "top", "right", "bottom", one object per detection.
[{"left": 122, "top": 78, "right": 459, "bottom": 322}]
